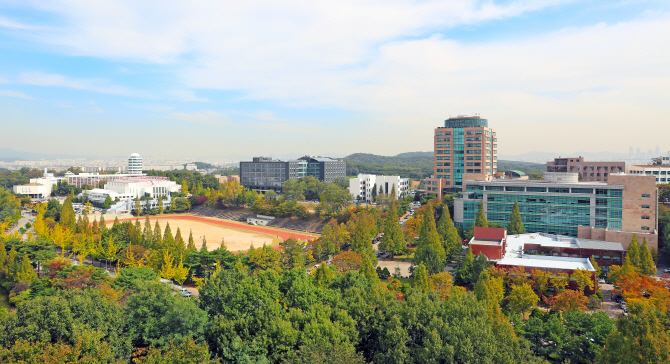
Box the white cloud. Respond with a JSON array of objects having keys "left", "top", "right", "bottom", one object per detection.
[
  {"left": 0, "top": 90, "right": 33, "bottom": 99},
  {"left": 0, "top": 77, "right": 8, "bottom": 84},
  {"left": 18, "top": 72, "right": 150, "bottom": 98},
  {"left": 168, "top": 90, "right": 208, "bottom": 102},
  {"left": 164, "top": 110, "right": 228, "bottom": 125},
  {"left": 0, "top": 15, "right": 44, "bottom": 30},
  {"left": 5, "top": 2, "right": 670, "bottom": 154},
  {"left": 249, "top": 111, "right": 288, "bottom": 122}
]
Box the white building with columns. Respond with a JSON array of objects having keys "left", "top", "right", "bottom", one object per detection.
[{"left": 349, "top": 174, "right": 409, "bottom": 202}]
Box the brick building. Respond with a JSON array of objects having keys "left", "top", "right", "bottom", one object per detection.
[{"left": 547, "top": 156, "right": 625, "bottom": 182}]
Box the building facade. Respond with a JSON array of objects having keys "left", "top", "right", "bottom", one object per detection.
[
  {"left": 663, "top": 152, "right": 669, "bottom": 165},
  {"left": 240, "top": 156, "right": 345, "bottom": 192},
  {"left": 127, "top": 153, "right": 143, "bottom": 175},
  {"left": 349, "top": 174, "right": 409, "bottom": 202},
  {"left": 627, "top": 164, "right": 670, "bottom": 184},
  {"left": 547, "top": 156, "right": 625, "bottom": 182},
  {"left": 454, "top": 172, "right": 658, "bottom": 249},
  {"left": 426, "top": 115, "right": 497, "bottom": 201},
  {"left": 299, "top": 156, "right": 346, "bottom": 183}
]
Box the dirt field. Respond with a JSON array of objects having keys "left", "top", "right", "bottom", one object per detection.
[
  {"left": 376, "top": 260, "right": 412, "bottom": 278},
  {"left": 107, "top": 217, "right": 279, "bottom": 251},
  {"left": 108, "top": 215, "right": 317, "bottom": 251}
]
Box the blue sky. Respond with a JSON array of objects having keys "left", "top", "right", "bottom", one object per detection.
[{"left": 1, "top": 1, "right": 669, "bottom": 160}]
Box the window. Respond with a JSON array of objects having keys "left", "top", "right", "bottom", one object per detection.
[
  {"left": 603, "top": 256, "right": 611, "bottom": 261},
  {"left": 437, "top": 163, "right": 443, "bottom": 166},
  {"left": 466, "top": 131, "right": 473, "bottom": 135},
  {"left": 642, "top": 216, "right": 650, "bottom": 220},
  {"left": 436, "top": 132, "right": 443, "bottom": 135},
  {"left": 642, "top": 226, "right": 650, "bottom": 231},
  {"left": 437, "top": 138, "right": 443, "bottom": 142},
  {"left": 593, "top": 255, "right": 600, "bottom": 260},
  {"left": 466, "top": 163, "right": 473, "bottom": 166},
  {"left": 642, "top": 205, "right": 650, "bottom": 209}
]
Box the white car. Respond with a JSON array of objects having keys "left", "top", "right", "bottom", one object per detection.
[{"left": 663, "top": 268, "right": 670, "bottom": 274}]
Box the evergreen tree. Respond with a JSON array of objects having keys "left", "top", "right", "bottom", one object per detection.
[
  {"left": 16, "top": 252, "right": 36, "bottom": 282},
  {"left": 187, "top": 230, "right": 196, "bottom": 251},
  {"left": 91, "top": 218, "right": 99, "bottom": 235},
  {"left": 200, "top": 236, "right": 208, "bottom": 253},
  {"left": 113, "top": 216, "right": 120, "bottom": 229},
  {"left": 174, "top": 227, "right": 185, "bottom": 252},
  {"left": 627, "top": 234, "right": 640, "bottom": 268},
  {"left": 349, "top": 212, "right": 377, "bottom": 265},
  {"left": 143, "top": 216, "right": 153, "bottom": 247},
  {"left": 379, "top": 201, "right": 406, "bottom": 256},
  {"left": 437, "top": 205, "right": 461, "bottom": 258},
  {"left": 153, "top": 221, "right": 163, "bottom": 248},
  {"left": 414, "top": 204, "right": 447, "bottom": 274},
  {"left": 163, "top": 222, "right": 175, "bottom": 248},
  {"left": 133, "top": 196, "right": 142, "bottom": 216},
  {"left": 474, "top": 201, "right": 488, "bottom": 228},
  {"left": 0, "top": 241, "right": 7, "bottom": 275},
  {"left": 507, "top": 199, "right": 525, "bottom": 235},
  {"left": 359, "top": 258, "right": 379, "bottom": 284},
  {"left": 98, "top": 215, "right": 107, "bottom": 234},
  {"left": 412, "top": 263, "right": 432, "bottom": 293},
  {"left": 60, "top": 197, "right": 76, "bottom": 230},
  {"left": 157, "top": 197, "right": 164, "bottom": 214},
  {"left": 457, "top": 247, "right": 476, "bottom": 285},
  {"left": 371, "top": 183, "right": 378, "bottom": 202},
  {"left": 639, "top": 238, "right": 656, "bottom": 276},
  {"left": 181, "top": 180, "right": 189, "bottom": 195},
  {"left": 75, "top": 215, "right": 83, "bottom": 234}
]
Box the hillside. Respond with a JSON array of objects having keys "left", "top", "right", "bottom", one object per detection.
[{"left": 344, "top": 152, "right": 546, "bottom": 179}]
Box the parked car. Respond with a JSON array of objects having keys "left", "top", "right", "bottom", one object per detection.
[
  {"left": 663, "top": 268, "right": 670, "bottom": 274},
  {"left": 180, "top": 288, "right": 192, "bottom": 298}
]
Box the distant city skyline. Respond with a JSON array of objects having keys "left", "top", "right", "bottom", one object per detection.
[{"left": 1, "top": 1, "right": 670, "bottom": 158}]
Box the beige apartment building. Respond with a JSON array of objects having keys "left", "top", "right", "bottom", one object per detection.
[{"left": 426, "top": 115, "right": 497, "bottom": 201}]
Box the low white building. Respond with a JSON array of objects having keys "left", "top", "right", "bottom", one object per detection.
[
  {"left": 349, "top": 174, "right": 409, "bottom": 202},
  {"left": 13, "top": 183, "right": 52, "bottom": 199},
  {"left": 627, "top": 164, "right": 670, "bottom": 184},
  {"left": 663, "top": 152, "right": 670, "bottom": 165}
]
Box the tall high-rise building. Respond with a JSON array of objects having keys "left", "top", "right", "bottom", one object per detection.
[
  {"left": 426, "top": 115, "right": 497, "bottom": 200},
  {"left": 128, "top": 153, "right": 143, "bottom": 175}
]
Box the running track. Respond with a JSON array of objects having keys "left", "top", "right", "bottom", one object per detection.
[{"left": 112, "top": 215, "right": 316, "bottom": 243}]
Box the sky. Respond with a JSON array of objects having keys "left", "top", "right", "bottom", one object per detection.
[{"left": 0, "top": 0, "right": 669, "bottom": 160}]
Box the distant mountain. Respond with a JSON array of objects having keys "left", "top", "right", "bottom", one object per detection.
[
  {"left": 0, "top": 148, "right": 82, "bottom": 162},
  {"left": 343, "top": 151, "right": 548, "bottom": 179}
]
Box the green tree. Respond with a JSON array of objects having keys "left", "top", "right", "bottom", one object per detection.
[
  {"left": 103, "top": 195, "right": 113, "bottom": 209},
  {"left": 379, "top": 201, "right": 406, "bottom": 256},
  {"left": 113, "top": 266, "right": 159, "bottom": 291},
  {"left": 187, "top": 229, "right": 196, "bottom": 251},
  {"left": 359, "top": 258, "right": 379, "bottom": 284},
  {"left": 282, "top": 179, "right": 305, "bottom": 201},
  {"left": 507, "top": 199, "right": 525, "bottom": 235},
  {"left": 349, "top": 212, "right": 377, "bottom": 265},
  {"left": 598, "top": 301, "right": 670, "bottom": 363},
  {"left": 508, "top": 283, "right": 539, "bottom": 319},
  {"left": 318, "top": 184, "right": 352, "bottom": 219},
  {"left": 140, "top": 338, "right": 220, "bottom": 364},
  {"left": 133, "top": 196, "right": 142, "bottom": 216},
  {"left": 157, "top": 196, "right": 164, "bottom": 214},
  {"left": 59, "top": 197, "right": 76, "bottom": 229},
  {"left": 639, "top": 238, "right": 656, "bottom": 276},
  {"left": 126, "top": 281, "right": 207, "bottom": 349},
  {"left": 627, "top": 234, "right": 640, "bottom": 268},
  {"left": 474, "top": 200, "right": 488, "bottom": 228},
  {"left": 436, "top": 205, "right": 461, "bottom": 258},
  {"left": 411, "top": 263, "right": 432, "bottom": 293},
  {"left": 413, "top": 205, "right": 446, "bottom": 274},
  {"left": 371, "top": 183, "right": 378, "bottom": 202},
  {"left": 16, "top": 252, "right": 37, "bottom": 282}
]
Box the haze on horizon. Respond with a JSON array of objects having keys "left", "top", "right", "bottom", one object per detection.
[{"left": 0, "top": 1, "right": 669, "bottom": 160}]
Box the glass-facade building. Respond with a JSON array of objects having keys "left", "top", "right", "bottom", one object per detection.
[
  {"left": 240, "top": 156, "right": 345, "bottom": 192},
  {"left": 426, "top": 116, "right": 497, "bottom": 201},
  {"left": 455, "top": 179, "right": 625, "bottom": 237}
]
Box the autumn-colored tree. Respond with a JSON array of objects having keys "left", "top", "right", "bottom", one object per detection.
[
  {"left": 551, "top": 289, "right": 588, "bottom": 312},
  {"left": 173, "top": 256, "right": 189, "bottom": 287},
  {"left": 571, "top": 269, "right": 595, "bottom": 292},
  {"left": 159, "top": 250, "right": 175, "bottom": 280},
  {"left": 598, "top": 301, "right": 670, "bottom": 363},
  {"left": 332, "top": 251, "right": 364, "bottom": 272},
  {"left": 430, "top": 271, "right": 453, "bottom": 300},
  {"left": 590, "top": 256, "right": 602, "bottom": 278},
  {"left": 475, "top": 269, "right": 504, "bottom": 304},
  {"left": 507, "top": 283, "right": 539, "bottom": 319},
  {"left": 609, "top": 255, "right": 638, "bottom": 284},
  {"left": 613, "top": 273, "right": 670, "bottom": 311},
  {"left": 531, "top": 269, "right": 551, "bottom": 294},
  {"left": 550, "top": 272, "right": 569, "bottom": 293},
  {"left": 60, "top": 197, "right": 76, "bottom": 230},
  {"left": 508, "top": 265, "right": 531, "bottom": 287}
]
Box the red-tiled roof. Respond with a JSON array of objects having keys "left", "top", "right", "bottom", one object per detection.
[{"left": 473, "top": 227, "right": 506, "bottom": 241}]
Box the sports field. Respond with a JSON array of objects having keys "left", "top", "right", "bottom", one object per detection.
[{"left": 110, "top": 215, "right": 316, "bottom": 251}]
